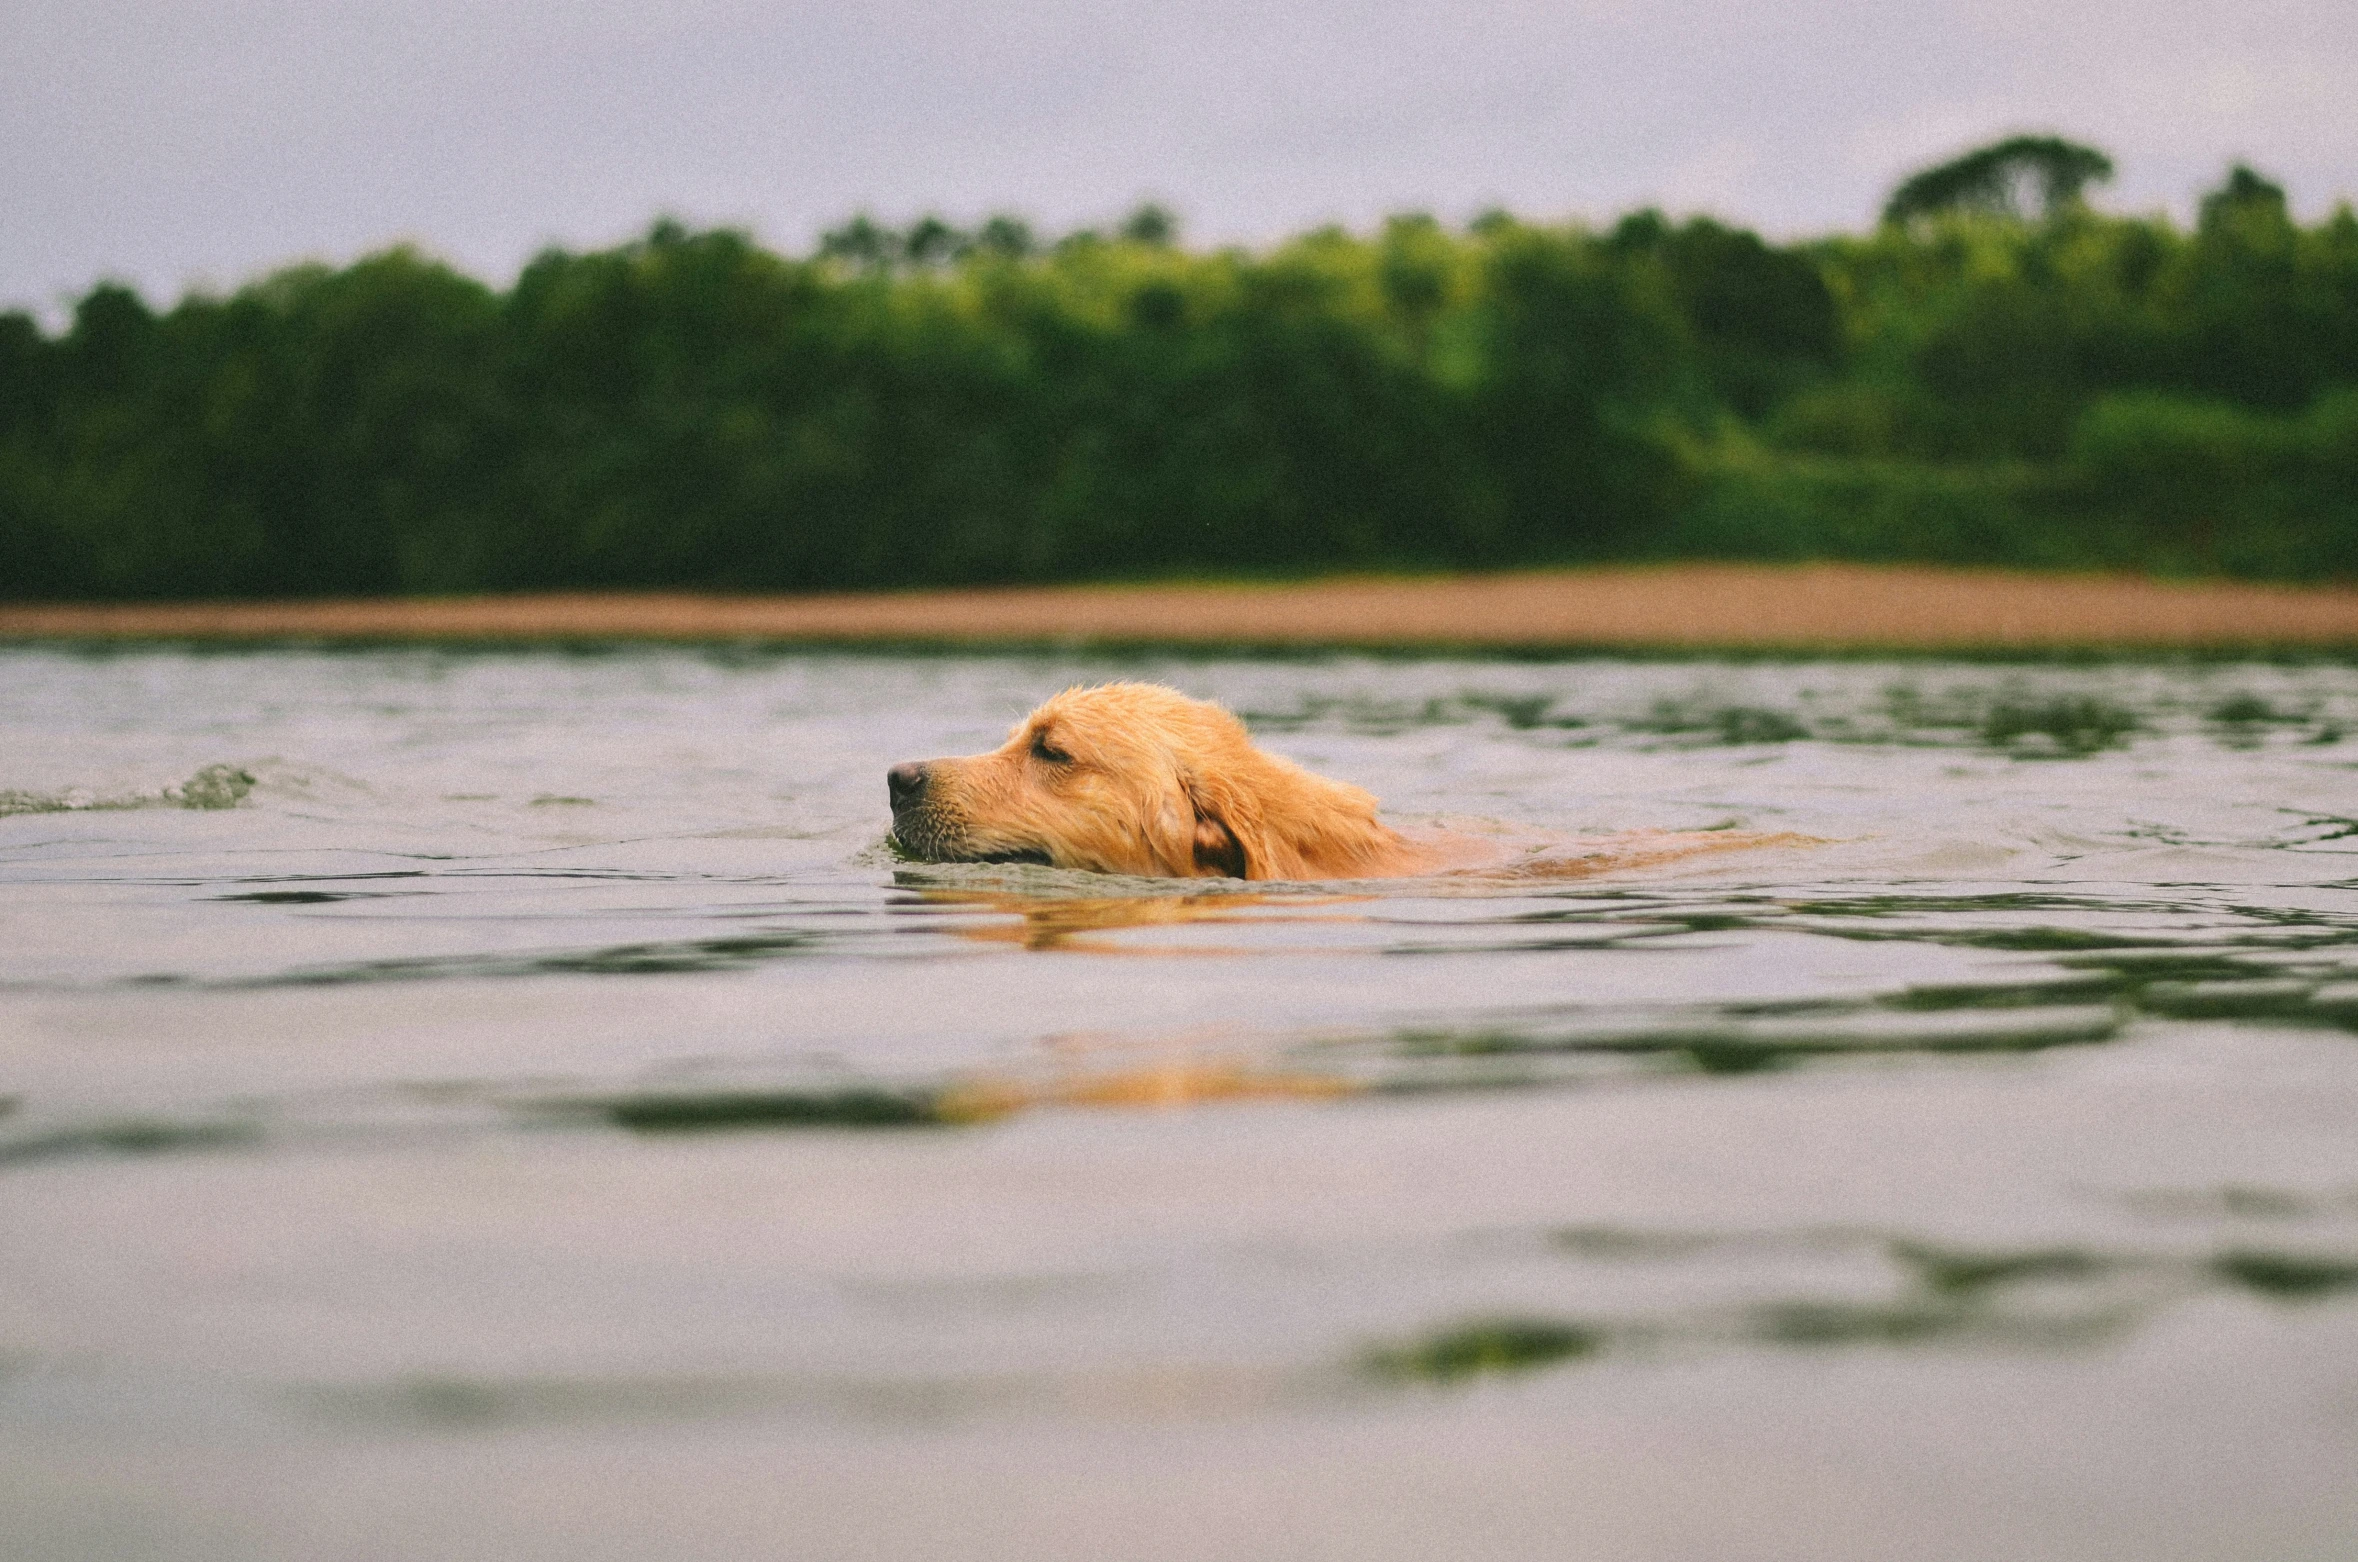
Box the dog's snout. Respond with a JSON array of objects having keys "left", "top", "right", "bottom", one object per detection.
[{"left": 887, "top": 761, "right": 930, "bottom": 810}]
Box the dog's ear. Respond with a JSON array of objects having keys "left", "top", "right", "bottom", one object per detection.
[{"left": 1184, "top": 778, "right": 1249, "bottom": 879}]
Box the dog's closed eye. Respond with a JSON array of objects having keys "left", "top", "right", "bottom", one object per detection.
[{"left": 1029, "top": 731, "right": 1072, "bottom": 765}]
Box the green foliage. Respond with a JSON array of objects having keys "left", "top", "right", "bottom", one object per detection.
[
  {"left": 5, "top": 158, "right": 2358, "bottom": 601},
  {"left": 1, "top": 217, "right": 1701, "bottom": 597},
  {"left": 1883, "top": 135, "right": 2115, "bottom": 225},
  {"left": 2066, "top": 390, "right": 2358, "bottom": 574},
  {"left": 1117, "top": 202, "right": 1178, "bottom": 247},
  {"left": 1612, "top": 210, "right": 1841, "bottom": 416}
]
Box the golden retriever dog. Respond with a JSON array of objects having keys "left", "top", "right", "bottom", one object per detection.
[
  {"left": 888, "top": 681, "right": 1809, "bottom": 882},
  {"left": 888, "top": 682, "right": 1435, "bottom": 879}
]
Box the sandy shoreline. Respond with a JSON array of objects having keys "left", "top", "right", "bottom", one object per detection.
[{"left": 5, "top": 564, "right": 2358, "bottom": 651}]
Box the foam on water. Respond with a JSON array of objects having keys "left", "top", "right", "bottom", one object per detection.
[{"left": 0, "top": 761, "right": 254, "bottom": 816}]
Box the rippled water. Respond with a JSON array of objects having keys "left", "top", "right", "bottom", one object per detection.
[{"left": 5, "top": 646, "right": 2358, "bottom": 1560}]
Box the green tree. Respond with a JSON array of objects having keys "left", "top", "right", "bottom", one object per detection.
[
  {"left": 1883, "top": 135, "right": 2115, "bottom": 225},
  {"left": 1119, "top": 203, "right": 1178, "bottom": 247}
]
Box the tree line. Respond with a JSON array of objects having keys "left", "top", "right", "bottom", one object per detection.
[{"left": 3, "top": 143, "right": 2356, "bottom": 600}]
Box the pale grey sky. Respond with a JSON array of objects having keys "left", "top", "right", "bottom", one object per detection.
[{"left": 5, "top": 0, "right": 2353, "bottom": 317}]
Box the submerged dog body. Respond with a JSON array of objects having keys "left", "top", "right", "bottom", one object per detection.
[
  {"left": 888, "top": 682, "right": 1812, "bottom": 883},
  {"left": 888, "top": 682, "right": 1435, "bottom": 880}
]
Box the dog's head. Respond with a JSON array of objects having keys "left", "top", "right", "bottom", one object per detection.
[{"left": 886, "top": 682, "right": 1399, "bottom": 880}]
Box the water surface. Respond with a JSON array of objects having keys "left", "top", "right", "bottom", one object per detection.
[{"left": 4, "top": 647, "right": 2357, "bottom": 1560}]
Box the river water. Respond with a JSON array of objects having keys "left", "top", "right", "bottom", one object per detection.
[{"left": 4, "top": 645, "right": 2357, "bottom": 1561}]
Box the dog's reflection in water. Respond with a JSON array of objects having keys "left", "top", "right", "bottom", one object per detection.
[
  {"left": 938, "top": 1043, "right": 1363, "bottom": 1121},
  {"left": 885, "top": 885, "right": 1369, "bottom": 1114},
  {"left": 898, "top": 881, "right": 1363, "bottom": 954},
  {"left": 897, "top": 822, "right": 1803, "bottom": 954},
  {"left": 891, "top": 829, "right": 1798, "bottom": 1119}
]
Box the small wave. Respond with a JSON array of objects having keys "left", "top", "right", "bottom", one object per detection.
[
  {"left": 1362, "top": 1227, "right": 2358, "bottom": 1386},
  {"left": 0, "top": 763, "right": 253, "bottom": 817}
]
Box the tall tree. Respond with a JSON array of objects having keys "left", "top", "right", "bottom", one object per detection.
[{"left": 1883, "top": 135, "right": 2115, "bottom": 224}]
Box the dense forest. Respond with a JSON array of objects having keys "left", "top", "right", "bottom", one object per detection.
[{"left": 3, "top": 139, "right": 2356, "bottom": 600}]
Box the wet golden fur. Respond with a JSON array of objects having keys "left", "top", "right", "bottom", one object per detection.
[
  {"left": 888, "top": 682, "right": 1436, "bottom": 880},
  {"left": 890, "top": 682, "right": 1814, "bottom": 882}
]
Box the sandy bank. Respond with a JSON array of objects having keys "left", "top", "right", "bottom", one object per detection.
[{"left": 5, "top": 564, "right": 2357, "bottom": 651}]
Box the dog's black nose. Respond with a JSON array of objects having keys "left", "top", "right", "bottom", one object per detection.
[{"left": 887, "top": 762, "right": 929, "bottom": 810}]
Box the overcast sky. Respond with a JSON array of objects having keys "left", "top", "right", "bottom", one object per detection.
[{"left": 4, "top": 0, "right": 2353, "bottom": 318}]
